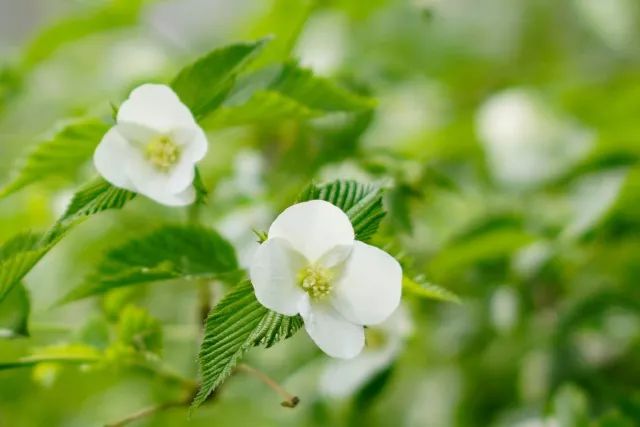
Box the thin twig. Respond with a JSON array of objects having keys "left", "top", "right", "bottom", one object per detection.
[
  {"left": 104, "top": 398, "right": 189, "bottom": 427},
  {"left": 236, "top": 363, "right": 300, "bottom": 408}
]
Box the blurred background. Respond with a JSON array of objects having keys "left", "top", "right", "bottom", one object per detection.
[{"left": 1, "top": 0, "right": 639, "bottom": 426}]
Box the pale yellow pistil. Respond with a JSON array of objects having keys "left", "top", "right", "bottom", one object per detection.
[
  {"left": 298, "top": 265, "right": 333, "bottom": 300},
  {"left": 145, "top": 135, "right": 180, "bottom": 171}
]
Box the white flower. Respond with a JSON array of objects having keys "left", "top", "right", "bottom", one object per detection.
[
  {"left": 94, "top": 83, "right": 208, "bottom": 206},
  {"left": 319, "top": 305, "right": 412, "bottom": 397},
  {"left": 249, "top": 200, "right": 402, "bottom": 359}
]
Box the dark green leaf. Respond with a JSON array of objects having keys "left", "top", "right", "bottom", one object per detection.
[
  {"left": 0, "top": 118, "right": 109, "bottom": 198},
  {"left": 298, "top": 180, "right": 386, "bottom": 241},
  {"left": 171, "top": 39, "right": 269, "bottom": 118},
  {"left": 64, "top": 225, "right": 238, "bottom": 301},
  {"left": 193, "top": 281, "right": 302, "bottom": 408}
]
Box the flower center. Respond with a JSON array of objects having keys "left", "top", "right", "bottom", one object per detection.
[
  {"left": 145, "top": 135, "right": 180, "bottom": 171},
  {"left": 298, "top": 265, "right": 333, "bottom": 300}
]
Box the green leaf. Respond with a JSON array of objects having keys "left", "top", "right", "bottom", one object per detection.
[
  {"left": 0, "top": 283, "right": 31, "bottom": 338},
  {"left": 0, "top": 118, "right": 109, "bottom": 198},
  {"left": 117, "top": 305, "right": 163, "bottom": 355},
  {"left": 51, "top": 177, "right": 136, "bottom": 237},
  {"left": 0, "top": 232, "right": 59, "bottom": 303},
  {"left": 193, "top": 281, "right": 302, "bottom": 408},
  {"left": 201, "top": 90, "right": 320, "bottom": 129},
  {"left": 0, "top": 344, "right": 101, "bottom": 371},
  {"left": 402, "top": 276, "right": 461, "bottom": 304},
  {"left": 202, "top": 63, "right": 375, "bottom": 129},
  {"left": 171, "top": 39, "right": 269, "bottom": 118},
  {"left": 21, "top": 1, "right": 146, "bottom": 68},
  {"left": 269, "top": 62, "right": 375, "bottom": 113},
  {"left": 64, "top": 225, "right": 238, "bottom": 301},
  {"left": 298, "top": 180, "right": 386, "bottom": 241}
]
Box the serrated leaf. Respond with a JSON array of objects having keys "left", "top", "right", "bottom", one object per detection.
[
  {"left": 270, "top": 62, "right": 375, "bottom": 113},
  {"left": 0, "top": 118, "right": 108, "bottom": 198},
  {"left": 64, "top": 225, "right": 238, "bottom": 301},
  {"left": 47, "top": 177, "right": 136, "bottom": 241},
  {"left": 201, "top": 63, "right": 375, "bottom": 129},
  {"left": 0, "top": 283, "right": 31, "bottom": 338},
  {"left": 298, "top": 180, "right": 386, "bottom": 241},
  {"left": 0, "top": 233, "right": 59, "bottom": 303},
  {"left": 171, "top": 39, "right": 268, "bottom": 118},
  {"left": 402, "top": 276, "right": 461, "bottom": 304},
  {"left": 201, "top": 90, "right": 320, "bottom": 129},
  {"left": 117, "top": 305, "right": 163, "bottom": 355},
  {"left": 193, "top": 281, "right": 302, "bottom": 408}
]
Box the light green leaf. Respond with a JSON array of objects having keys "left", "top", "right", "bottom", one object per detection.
[
  {"left": 117, "top": 305, "right": 163, "bottom": 355},
  {"left": 64, "top": 225, "right": 238, "bottom": 301},
  {"left": 0, "top": 118, "right": 109, "bottom": 198},
  {"left": 0, "top": 232, "right": 59, "bottom": 303},
  {"left": 21, "top": 1, "right": 146, "bottom": 68},
  {"left": 402, "top": 276, "right": 461, "bottom": 304},
  {"left": 52, "top": 177, "right": 136, "bottom": 234},
  {"left": 0, "top": 283, "right": 31, "bottom": 338},
  {"left": 201, "top": 90, "right": 320, "bottom": 129},
  {"left": 0, "top": 344, "right": 101, "bottom": 371},
  {"left": 171, "top": 39, "right": 269, "bottom": 118},
  {"left": 201, "top": 63, "right": 375, "bottom": 129},
  {"left": 193, "top": 281, "right": 302, "bottom": 408},
  {"left": 298, "top": 179, "right": 386, "bottom": 241},
  {"left": 270, "top": 62, "right": 375, "bottom": 112}
]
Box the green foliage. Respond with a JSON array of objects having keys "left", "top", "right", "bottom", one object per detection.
[
  {"left": 298, "top": 179, "right": 386, "bottom": 241},
  {"left": 0, "top": 118, "right": 109, "bottom": 198},
  {"left": 0, "top": 283, "right": 30, "bottom": 338},
  {"left": 54, "top": 178, "right": 136, "bottom": 229},
  {"left": 0, "top": 232, "right": 58, "bottom": 304},
  {"left": 171, "top": 39, "right": 269, "bottom": 118},
  {"left": 0, "top": 344, "right": 101, "bottom": 371},
  {"left": 21, "top": 0, "right": 147, "bottom": 68},
  {"left": 402, "top": 276, "right": 461, "bottom": 304},
  {"left": 193, "top": 281, "right": 303, "bottom": 408},
  {"left": 116, "top": 305, "right": 163, "bottom": 355},
  {"left": 202, "top": 63, "right": 375, "bottom": 129},
  {"left": 64, "top": 225, "right": 238, "bottom": 301}
]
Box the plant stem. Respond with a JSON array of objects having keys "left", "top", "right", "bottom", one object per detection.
[
  {"left": 236, "top": 363, "right": 299, "bottom": 408},
  {"left": 104, "top": 397, "right": 189, "bottom": 427}
]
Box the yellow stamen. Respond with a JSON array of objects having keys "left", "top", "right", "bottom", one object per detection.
[
  {"left": 298, "top": 265, "right": 333, "bottom": 300},
  {"left": 145, "top": 135, "right": 180, "bottom": 171}
]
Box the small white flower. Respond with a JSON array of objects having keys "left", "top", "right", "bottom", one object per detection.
[
  {"left": 250, "top": 200, "right": 402, "bottom": 359},
  {"left": 94, "top": 83, "right": 208, "bottom": 206}
]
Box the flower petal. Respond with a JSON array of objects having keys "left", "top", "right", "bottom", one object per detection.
[
  {"left": 300, "top": 298, "right": 365, "bottom": 359},
  {"left": 268, "top": 200, "right": 354, "bottom": 262},
  {"left": 117, "top": 84, "right": 196, "bottom": 133},
  {"left": 93, "top": 127, "right": 136, "bottom": 191},
  {"left": 172, "top": 126, "right": 208, "bottom": 163},
  {"left": 250, "top": 238, "right": 307, "bottom": 315},
  {"left": 332, "top": 241, "right": 402, "bottom": 326}
]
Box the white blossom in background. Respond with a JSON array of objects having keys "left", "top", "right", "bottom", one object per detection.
[
  {"left": 250, "top": 200, "right": 402, "bottom": 358},
  {"left": 476, "top": 89, "right": 593, "bottom": 189},
  {"left": 319, "top": 305, "right": 412, "bottom": 397},
  {"left": 94, "top": 84, "right": 207, "bottom": 206},
  {"left": 295, "top": 11, "right": 348, "bottom": 75}
]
